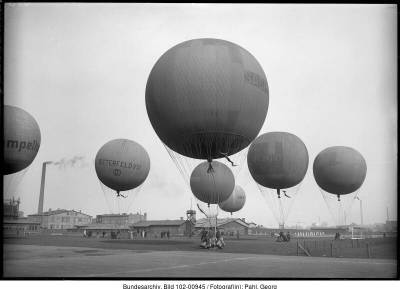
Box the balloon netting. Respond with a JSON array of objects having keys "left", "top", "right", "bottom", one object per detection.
[
  {"left": 165, "top": 144, "right": 248, "bottom": 186},
  {"left": 164, "top": 132, "right": 252, "bottom": 161},
  {"left": 257, "top": 183, "right": 302, "bottom": 228},
  {"left": 3, "top": 168, "right": 29, "bottom": 200},
  {"left": 196, "top": 199, "right": 219, "bottom": 219},
  {"left": 320, "top": 189, "right": 359, "bottom": 226},
  {"left": 165, "top": 144, "right": 248, "bottom": 221},
  {"left": 99, "top": 182, "right": 142, "bottom": 215}
]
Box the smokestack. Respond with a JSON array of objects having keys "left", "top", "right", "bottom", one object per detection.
[{"left": 38, "top": 161, "right": 52, "bottom": 214}]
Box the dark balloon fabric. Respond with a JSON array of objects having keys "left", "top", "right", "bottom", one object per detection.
[
  {"left": 4, "top": 105, "right": 41, "bottom": 175},
  {"left": 219, "top": 185, "right": 246, "bottom": 213},
  {"left": 313, "top": 146, "right": 367, "bottom": 195},
  {"left": 95, "top": 139, "right": 150, "bottom": 192},
  {"left": 247, "top": 132, "right": 309, "bottom": 189},
  {"left": 190, "top": 161, "right": 235, "bottom": 204},
  {"left": 146, "top": 38, "right": 269, "bottom": 160}
]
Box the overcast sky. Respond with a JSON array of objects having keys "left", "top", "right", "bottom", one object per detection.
[{"left": 4, "top": 3, "right": 397, "bottom": 227}]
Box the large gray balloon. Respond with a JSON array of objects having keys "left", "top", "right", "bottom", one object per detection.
[
  {"left": 4, "top": 105, "right": 41, "bottom": 175},
  {"left": 313, "top": 146, "right": 367, "bottom": 196},
  {"left": 247, "top": 132, "right": 309, "bottom": 189},
  {"left": 146, "top": 38, "right": 269, "bottom": 160}
]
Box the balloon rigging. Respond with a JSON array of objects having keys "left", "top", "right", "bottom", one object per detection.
[
  {"left": 94, "top": 139, "right": 150, "bottom": 214},
  {"left": 247, "top": 132, "right": 309, "bottom": 228},
  {"left": 145, "top": 38, "right": 269, "bottom": 234},
  {"left": 313, "top": 146, "right": 367, "bottom": 226}
]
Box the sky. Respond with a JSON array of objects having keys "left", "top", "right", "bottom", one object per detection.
[{"left": 4, "top": 3, "right": 397, "bottom": 227}]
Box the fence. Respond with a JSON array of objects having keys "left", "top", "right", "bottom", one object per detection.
[{"left": 296, "top": 237, "right": 397, "bottom": 259}]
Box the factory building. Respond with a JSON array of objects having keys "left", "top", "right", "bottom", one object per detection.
[
  {"left": 130, "top": 219, "right": 194, "bottom": 238},
  {"left": 76, "top": 223, "right": 131, "bottom": 238},
  {"left": 3, "top": 198, "right": 41, "bottom": 237},
  {"left": 3, "top": 218, "right": 41, "bottom": 237},
  {"left": 195, "top": 218, "right": 250, "bottom": 236},
  {"left": 28, "top": 209, "right": 92, "bottom": 229},
  {"left": 95, "top": 212, "right": 147, "bottom": 226},
  {"left": 3, "top": 198, "right": 24, "bottom": 219}
]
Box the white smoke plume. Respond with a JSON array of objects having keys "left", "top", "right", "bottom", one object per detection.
[{"left": 51, "top": 155, "right": 90, "bottom": 170}]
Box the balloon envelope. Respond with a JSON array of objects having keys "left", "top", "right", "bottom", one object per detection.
[
  {"left": 247, "top": 132, "right": 309, "bottom": 189},
  {"left": 313, "top": 146, "right": 367, "bottom": 195},
  {"left": 95, "top": 139, "right": 150, "bottom": 192},
  {"left": 219, "top": 185, "right": 246, "bottom": 213},
  {"left": 4, "top": 105, "right": 41, "bottom": 175},
  {"left": 190, "top": 161, "right": 235, "bottom": 204},
  {"left": 146, "top": 38, "right": 269, "bottom": 160}
]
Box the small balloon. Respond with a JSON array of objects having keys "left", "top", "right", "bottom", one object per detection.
[{"left": 219, "top": 185, "right": 246, "bottom": 214}]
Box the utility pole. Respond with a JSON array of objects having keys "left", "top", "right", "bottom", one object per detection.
[{"left": 355, "top": 196, "right": 364, "bottom": 226}]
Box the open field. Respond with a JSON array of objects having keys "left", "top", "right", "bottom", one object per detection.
[
  {"left": 3, "top": 235, "right": 398, "bottom": 278},
  {"left": 3, "top": 244, "right": 397, "bottom": 278},
  {"left": 4, "top": 234, "right": 397, "bottom": 259}
]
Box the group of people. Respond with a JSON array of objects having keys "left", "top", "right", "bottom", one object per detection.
[
  {"left": 274, "top": 231, "right": 291, "bottom": 242},
  {"left": 83, "top": 230, "right": 119, "bottom": 239},
  {"left": 160, "top": 231, "right": 170, "bottom": 239},
  {"left": 200, "top": 228, "right": 225, "bottom": 249}
]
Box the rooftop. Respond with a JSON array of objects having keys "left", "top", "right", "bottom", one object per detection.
[
  {"left": 76, "top": 223, "right": 130, "bottom": 230},
  {"left": 130, "top": 220, "right": 188, "bottom": 228},
  {"left": 97, "top": 213, "right": 145, "bottom": 217},
  {"left": 28, "top": 209, "right": 92, "bottom": 217},
  {"left": 195, "top": 218, "right": 250, "bottom": 228},
  {"left": 4, "top": 217, "right": 41, "bottom": 224}
]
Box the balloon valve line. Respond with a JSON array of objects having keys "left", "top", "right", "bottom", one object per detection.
[
  {"left": 207, "top": 158, "right": 214, "bottom": 173},
  {"left": 116, "top": 191, "right": 127, "bottom": 198},
  {"left": 220, "top": 152, "right": 237, "bottom": 167}
]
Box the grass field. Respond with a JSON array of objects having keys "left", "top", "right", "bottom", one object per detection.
[
  {"left": 3, "top": 234, "right": 397, "bottom": 278},
  {"left": 4, "top": 234, "right": 397, "bottom": 259}
]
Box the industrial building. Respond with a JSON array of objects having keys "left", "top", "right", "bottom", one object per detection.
[
  {"left": 76, "top": 223, "right": 131, "bottom": 238},
  {"left": 28, "top": 209, "right": 92, "bottom": 229},
  {"left": 3, "top": 218, "right": 41, "bottom": 237},
  {"left": 3, "top": 198, "right": 41, "bottom": 237},
  {"left": 74, "top": 212, "right": 147, "bottom": 238},
  {"left": 3, "top": 198, "right": 24, "bottom": 218},
  {"left": 195, "top": 218, "right": 250, "bottom": 236},
  {"left": 130, "top": 219, "right": 195, "bottom": 238},
  {"left": 95, "top": 212, "right": 147, "bottom": 225}
]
